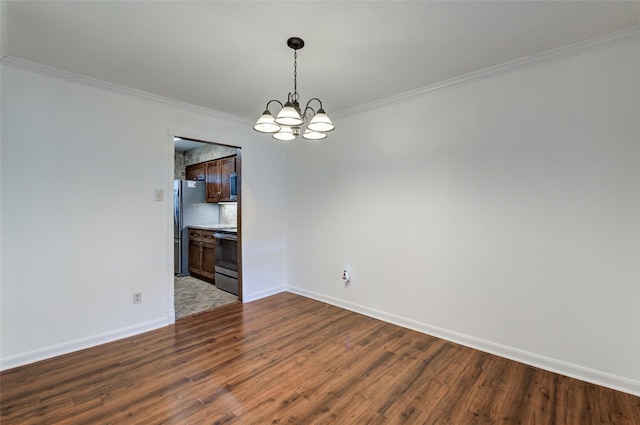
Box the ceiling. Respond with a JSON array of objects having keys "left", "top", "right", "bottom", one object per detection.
[
  {"left": 173, "top": 137, "right": 207, "bottom": 152},
  {"left": 5, "top": 1, "right": 640, "bottom": 122}
]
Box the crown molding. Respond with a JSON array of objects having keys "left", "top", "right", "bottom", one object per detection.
[
  {"left": 3, "top": 24, "right": 639, "bottom": 122},
  {"left": 0, "top": 55, "right": 252, "bottom": 125},
  {"left": 335, "top": 24, "right": 640, "bottom": 118}
]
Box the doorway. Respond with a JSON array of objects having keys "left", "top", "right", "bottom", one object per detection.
[{"left": 173, "top": 136, "right": 242, "bottom": 319}]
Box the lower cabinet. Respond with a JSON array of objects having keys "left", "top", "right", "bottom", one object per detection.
[{"left": 188, "top": 228, "right": 215, "bottom": 282}]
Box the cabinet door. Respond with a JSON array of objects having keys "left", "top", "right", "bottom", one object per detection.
[
  {"left": 200, "top": 231, "right": 216, "bottom": 279},
  {"left": 205, "top": 160, "right": 221, "bottom": 202},
  {"left": 188, "top": 240, "right": 202, "bottom": 273},
  {"left": 219, "top": 156, "right": 237, "bottom": 202},
  {"left": 186, "top": 163, "right": 205, "bottom": 181},
  {"left": 201, "top": 242, "right": 216, "bottom": 280}
]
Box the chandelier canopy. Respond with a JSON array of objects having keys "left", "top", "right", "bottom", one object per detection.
[{"left": 253, "top": 37, "right": 335, "bottom": 141}]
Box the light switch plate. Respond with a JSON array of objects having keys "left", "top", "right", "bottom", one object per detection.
[{"left": 154, "top": 189, "right": 163, "bottom": 202}]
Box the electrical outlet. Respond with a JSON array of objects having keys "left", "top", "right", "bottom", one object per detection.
[
  {"left": 133, "top": 291, "right": 142, "bottom": 304},
  {"left": 342, "top": 270, "right": 351, "bottom": 285}
]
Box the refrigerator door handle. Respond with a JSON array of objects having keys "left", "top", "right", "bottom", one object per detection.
[
  {"left": 174, "top": 238, "right": 181, "bottom": 275},
  {"left": 174, "top": 183, "right": 181, "bottom": 236}
]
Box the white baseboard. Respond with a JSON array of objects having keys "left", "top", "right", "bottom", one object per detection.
[
  {"left": 0, "top": 286, "right": 286, "bottom": 371},
  {"left": 5, "top": 287, "right": 637, "bottom": 397},
  {"left": 242, "top": 285, "right": 287, "bottom": 303},
  {"left": 287, "top": 286, "right": 640, "bottom": 397},
  {"left": 167, "top": 308, "right": 176, "bottom": 325},
  {"left": 0, "top": 317, "right": 168, "bottom": 371}
]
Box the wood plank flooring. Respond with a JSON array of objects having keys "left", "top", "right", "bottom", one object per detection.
[{"left": 1, "top": 292, "right": 639, "bottom": 424}]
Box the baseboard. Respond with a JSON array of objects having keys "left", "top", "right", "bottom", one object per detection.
[
  {"left": 1, "top": 286, "right": 287, "bottom": 371},
  {"left": 167, "top": 308, "right": 176, "bottom": 325},
  {"left": 0, "top": 317, "right": 168, "bottom": 371},
  {"left": 243, "top": 285, "right": 287, "bottom": 303},
  {"left": 287, "top": 286, "right": 640, "bottom": 397}
]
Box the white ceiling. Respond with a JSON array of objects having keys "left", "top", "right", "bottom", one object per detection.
[
  {"left": 173, "top": 137, "right": 207, "bottom": 152},
  {"left": 5, "top": 1, "right": 640, "bottom": 122}
]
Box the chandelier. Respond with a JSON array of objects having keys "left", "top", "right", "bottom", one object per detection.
[{"left": 253, "top": 37, "right": 335, "bottom": 141}]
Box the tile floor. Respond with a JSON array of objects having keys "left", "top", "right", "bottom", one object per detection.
[{"left": 174, "top": 275, "right": 239, "bottom": 319}]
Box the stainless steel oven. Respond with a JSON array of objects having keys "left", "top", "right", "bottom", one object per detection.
[{"left": 214, "top": 230, "right": 238, "bottom": 295}]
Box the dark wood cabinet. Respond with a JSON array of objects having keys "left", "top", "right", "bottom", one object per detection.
[
  {"left": 206, "top": 155, "right": 237, "bottom": 203},
  {"left": 219, "top": 156, "right": 237, "bottom": 202},
  {"left": 201, "top": 238, "right": 216, "bottom": 279},
  {"left": 185, "top": 163, "right": 206, "bottom": 181},
  {"left": 188, "top": 238, "right": 202, "bottom": 271},
  {"left": 188, "top": 228, "right": 215, "bottom": 282},
  {"left": 206, "top": 160, "right": 221, "bottom": 202},
  {"left": 186, "top": 155, "right": 237, "bottom": 203}
]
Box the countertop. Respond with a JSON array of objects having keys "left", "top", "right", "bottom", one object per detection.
[{"left": 188, "top": 224, "right": 237, "bottom": 231}]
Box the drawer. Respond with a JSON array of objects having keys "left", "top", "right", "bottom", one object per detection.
[
  {"left": 201, "top": 230, "right": 216, "bottom": 244},
  {"left": 188, "top": 229, "right": 203, "bottom": 241}
]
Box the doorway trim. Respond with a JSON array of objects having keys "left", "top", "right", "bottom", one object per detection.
[{"left": 166, "top": 129, "right": 243, "bottom": 324}]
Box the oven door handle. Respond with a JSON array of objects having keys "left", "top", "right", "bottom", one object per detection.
[{"left": 213, "top": 233, "right": 237, "bottom": 241}]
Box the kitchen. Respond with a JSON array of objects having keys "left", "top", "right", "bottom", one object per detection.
[{"left": 173, "top": 137, "right": 241, "bottom": 318}]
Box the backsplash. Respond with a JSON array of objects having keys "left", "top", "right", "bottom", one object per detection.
[
  {"left": 174, "top": 143, "right": 237, "bottom": 179},
  {"left": 219, "top": 203, "right": 237, "bottom": 226},
  {"left": 184, "top": 143, "right": 237, "bottom": 164},
  {"left": 174, "top": 151, "right": 186, "bottom": 179}
]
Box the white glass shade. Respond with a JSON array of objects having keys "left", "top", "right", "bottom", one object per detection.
[
  {"left": 253, "top": 111, "right": 280, "bottom": 133},
  {"left": 302, "top": 129, "right": 327, "bottom": 140},
  {"left": 307, "top": 110, "right": 335, "bottom": 133},
  {"left": 275, "top": 103, "right": 303, "bottom": 126},
  {"left": 272, "top": 126, "right": 296, "bottom": 141}
]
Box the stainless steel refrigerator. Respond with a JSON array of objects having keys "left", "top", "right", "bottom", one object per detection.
[{"left": 174, "top": 180, "right": 219, "bottom": 276}]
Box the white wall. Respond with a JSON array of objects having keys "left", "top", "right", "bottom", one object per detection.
[
  {"left": 0, "top": 1, "right": 7, "bottom": 60},
  {"left": 0, "top": 61, "right": 287, "bottom": 368},
  {"left": 1, "top": 29, "right": 638, "bottom": 398},
  {"left": 286, "top": 39, "right": 640, "bottom": 394}
]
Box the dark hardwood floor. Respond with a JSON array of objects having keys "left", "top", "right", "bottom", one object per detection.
[{"left": 1, "top": 292, "right": 639, "bottom": 424}]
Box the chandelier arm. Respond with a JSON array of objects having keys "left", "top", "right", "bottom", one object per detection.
[
  {"left": 265, "top": 99, "right": 284, "bottom": 113},
  {"left": 302, "top": 106, "right": 316, "bottom": 121},
  {"left": 304, "top": 98, "right": 324, "bottom": 110}
]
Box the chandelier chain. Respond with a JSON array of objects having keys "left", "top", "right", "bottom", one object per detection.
[{"left": 293, "top": 49, "right": 298, "bottom": 102}]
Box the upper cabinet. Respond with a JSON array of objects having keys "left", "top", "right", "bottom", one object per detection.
[
  {"left": 219, "top": 156, "right": 237, "bottom": 202},
  {"left": 185, "top": 162, "right": 206, "bottom": 181},
  {"left": 205, "top": 155, "right": 237, "bottom": 203},
  {"left": 186, "top": 155, "right": 237, "bottom": 203}
]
